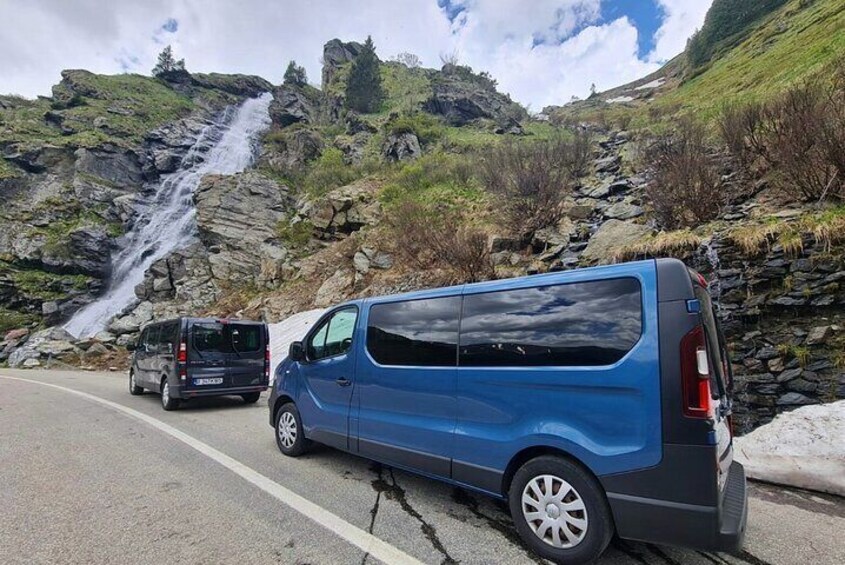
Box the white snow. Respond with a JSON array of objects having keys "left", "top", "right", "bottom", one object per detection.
[
  {"left": 734, "top": 400, "right": 845, "bottom": 496},
  {"left": 606, "top": 96, "right": 635, "bottom": 104},
  {"left": 267, "top": 309, "right": 325, "bottom": 379},
  {"left": 635, "top": 78, "right": 665, "bottom": 90}
]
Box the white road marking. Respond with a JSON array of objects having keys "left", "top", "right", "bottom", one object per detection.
[{"left": 0, "top": 375, "right": 423, "bottom": 565}]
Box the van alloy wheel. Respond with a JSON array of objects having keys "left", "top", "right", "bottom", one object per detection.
[
  {"left": 278, "top": 412, "right": 297, "bottom": 449},
  {"left": 162, "top": 381, "right": 170, "bottom": 406},
  {"left": 521, "top": 474, "right": 588, "bottom": 549}
]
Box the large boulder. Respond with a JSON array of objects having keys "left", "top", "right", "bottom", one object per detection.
[
  {"left": 261, "top": 127, "right": 323, "bottom": 171},
  {"left": 304, "top": 180, "right": 381, "bottom": 239},
  {"left": 424, "top": 65, "right": 524, "bottom": 126},
  {"left": 194, "top": 172, "right": 295, "bottom": 285},
  {"left": 321, "top": 39, "right": 364, "bottom": 88},
  {"left": 314, "top": 269, "right": 354, "bottom": 308},
  {"left": 382, "top": 132, "right": 421, "bottom": 162},
  {"left": 135, "top": 243, "right": 219, "bottom": 312},
  {"left": 108, "top": 301, "right": 154, "bottom": 335},
  {"left": 582, "top": 220, "right": 652, "bottom": 263}
]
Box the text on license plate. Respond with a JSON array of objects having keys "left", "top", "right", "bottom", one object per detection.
[{"left": 194, "top": 378, "right": 223, "bottom": 385}]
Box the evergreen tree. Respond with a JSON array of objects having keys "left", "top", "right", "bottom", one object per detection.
[
  {"left": 283, "top": 60, "right": 308, "bottom": 86},
  {"left": 345, "top": 36, "right": 384, "bottom": 113},
  {"left": 152, "top": 45, "right": 186, "bottom": 77}
]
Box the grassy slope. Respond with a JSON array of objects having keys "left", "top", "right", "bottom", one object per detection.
[{"left": 658, "top": 0, "right": 845, "bottom": 117}]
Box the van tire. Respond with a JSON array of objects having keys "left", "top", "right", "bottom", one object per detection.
[
  {"left": 160, "top": 378, "right": 181, "bottom": 411},
  {"left": 508, "top": 455, "right": 613, "bottom": 565},
  {"left": 275, "top": 403, "right": 310, "bottom": 457},
  {"left": 241, "top": 392, "right": 261, "bottom": 404},
  {"left": 129, "top": 371, "right": 143, "bottom": 395}
]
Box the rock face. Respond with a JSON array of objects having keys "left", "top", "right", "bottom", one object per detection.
[
  {"left": 321, "top": 39, "right": 364, "bottom": 88},
  {"left": 303, "top": 180, "right": 381, "bottom": 239},
  {"left": 189, "top": 73, "right": 273, "bottom": 97},
  {"left": 260, "top": 127, "right": 323, "bottom": 172},
  {"left": 269, "top": 85, "right": 321, "bottom": 128},
  {"left": 382, "top": 132, "right": 421, "bottom": 162},
  {"left": 194, "top": 172, "right": 295, "bottom": 285},
  {"left": 424, "top": 64, "right": 524, "bottom": 126}
]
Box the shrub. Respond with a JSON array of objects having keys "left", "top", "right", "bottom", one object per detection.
[
  {"left": 478, "top": 133, "right": 587, "bottom": 236},
  {"left": 386, "top": 113, "right": 445, "bottom": 146},
  {"left": 644, "top": 118, "right": 723, "bottom": 229},
  {"left": 389, "top": 200, "right": 494, "bottom": 283},
  {"left": 303, "top": 147, "right": 360, "bottom": 196},
  {"left": 381, "top": 151, "right": 480, "bottom": 205}
]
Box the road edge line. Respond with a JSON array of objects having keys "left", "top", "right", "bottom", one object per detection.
[{"left": 0, "top": 374, "right": 423, "bottom": 565}]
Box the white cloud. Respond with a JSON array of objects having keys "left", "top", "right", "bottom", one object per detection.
[
  {"left": 0, "top": 0, "right": 711, "bottom": 110},
  {"left": 648, "top": 0, "right": 713, "bottom": 63}
]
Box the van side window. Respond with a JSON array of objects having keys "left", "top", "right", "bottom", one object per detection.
[
  {"left": 308, "top": 307, "right": 357, "bottom": 361},
  {"left": 194, "top": 323, "right": 226, "bottom": 352},
  {"left": 459, "top": 278, "right": 642, "bottom": 367},
  {"left": 145, "top": 325, "right": 161, "bottom": 351},
  {"left": 367, "top": 296, "right": 460, "bottom": 366}
]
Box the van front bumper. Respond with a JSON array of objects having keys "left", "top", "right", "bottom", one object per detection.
[
  {"left": 170, "top": 383, "right": 267, "bottom": 399},
  {"left": 607, "top": 461, "right": 748, "bottom": 553}
]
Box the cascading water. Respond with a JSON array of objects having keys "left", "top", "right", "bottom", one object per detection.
[{"left": 64, "top": 93, "right": 273, "bottom": 338}]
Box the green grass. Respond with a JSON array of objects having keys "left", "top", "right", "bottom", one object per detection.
[
  {"left": 277, "top": 217, "right": 314, "bottom": 248},
  {"left": 0, "top": 157, "right": 20, "bottom": 179},
  {"left": 0, "top": 71, "right": 197, "bottom": 150},
  {"left": 0, "top": 307, "right": 38, "bottom": 334},
  {"left": 657, "top": 0, "right": 845, "bottom": 119},
  {"left": 380, "top": 62, "right": 433, "bottom": 115}
]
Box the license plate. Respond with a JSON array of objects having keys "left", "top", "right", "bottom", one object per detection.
[{"left": 194, "top": 378, "right": 223, "bottom": 385}]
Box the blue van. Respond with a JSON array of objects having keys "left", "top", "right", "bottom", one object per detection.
[{"left": 268, "top": 259, "right": 747, "bottom": 563}]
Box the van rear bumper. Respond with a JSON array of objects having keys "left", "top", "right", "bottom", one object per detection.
[
  {"left": 607, "top": 461, "right": 747, "bottom": 553},
  {"left": 171, "top": 384, "right": 267, "bottom": 399}
]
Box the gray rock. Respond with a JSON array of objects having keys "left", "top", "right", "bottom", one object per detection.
[
  {"left": 604, "top": 201, "right": 644, "bottom": 220},
  {"left": 490, "top": 236, "right": 524, "bottom": 253},
  {"left": 269, "top": 85, "right": 320, "bottom": 127},
  {"left": 582, "top": 220, "right": 651, "bottom": 263},
  {"left": 805, "top": 325, "right": 832, "bottom": 346},
  {"left": 109, "top": 301, "right": 154, "bottom": 334},
  {"left": 787, "top": 378, "right": 818, "bottom": 393},
  {"left": 755, "top": 346, "right": 780, "bottom": 361},
  {"left": 423, "top": 64, "right": 523, "bottom": 126},
  {"left": 322, "top": 39, "right": 365, "bottom": 88},
  {"left": 594, "top": 155, "right": 621, "bottom": 174},
  {"left": 776, "top": 392, "right": 818, "bottom": 406},
  {"left": 382, "top": 132, "right": 421, "bottom": 162},
  {"left": 566, "top": 204, "right": 594, "bottom": 220},
  {"left": 353, "top": 251, "right": 370, "bottom": 274},
  {"left": 308, "top": 181, "right": 381, "bottom": 239},
  {"left": 22, "top": 358, "right": 41, "bottom": 368}
]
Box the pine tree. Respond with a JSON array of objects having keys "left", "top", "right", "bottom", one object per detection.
[
  {"left": 345, "top": 36, "right": 384, "bottom": 114},
  {"left": 283, "top": 60, "right": 308, "bottom": 86},
  {"left": 152, "top": 45, "right": 186, "bottom": 77}
]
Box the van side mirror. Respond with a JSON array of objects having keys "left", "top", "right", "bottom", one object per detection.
[{"left": 289, "top": 341, "right": 305, "bottom": 362}]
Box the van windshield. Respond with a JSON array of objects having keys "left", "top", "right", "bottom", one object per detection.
[{"left": 692, "top": 282, "right": 729, "bottom": 400}]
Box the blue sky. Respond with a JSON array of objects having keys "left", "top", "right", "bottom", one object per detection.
[{"left": 1, "top": 0, "right": 712, "bottom": 109}]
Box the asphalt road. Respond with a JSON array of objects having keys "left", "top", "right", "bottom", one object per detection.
[{"left": 1, "top": 369, "right": 843, "bottom": 565}]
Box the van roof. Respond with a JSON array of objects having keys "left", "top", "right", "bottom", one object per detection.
[
  {"left": 339, "top": 258, "right": 662, "bottom": 308},
  {"left": 142, "top": 317, "right": 266, "bottom": 328}
]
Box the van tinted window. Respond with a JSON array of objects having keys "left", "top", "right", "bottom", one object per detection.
[
  {"left": 231, "top": 324, "right": 261, "bottom": 353},
  {"left": 459, "top": 278, "right": 642, "bottom": 367},
  {"left": 194, "top": 322, "right": 226, "bottom": 352},
  {"left": 367, "top": 296, "right": 460, "bottom": 366},
  {"left": 308, "top": 307, "right": 357, "bottom": 361},
  {"left": 159, "top": 321, "right": 179, "bottom": 347}
]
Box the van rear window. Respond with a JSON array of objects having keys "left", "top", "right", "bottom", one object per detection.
[
  {"left": 231, "top": 324, "right": 261, "bottom": 353},
  {"left": 194, "top": 323, "right": 226, "bottom": 352},
  {"left": 459, "top": 278, "right": 642, "bottom": 367},
  {"left": 367, "top": 296, "right": 460, "bottom": 366}
]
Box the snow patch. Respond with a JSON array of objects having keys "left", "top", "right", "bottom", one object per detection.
[
  {"left": 734, "top": 401, "right": 845, "bottom": 496},
  {"left": 606, "top": 96, "right": 634, "bottom": 104},
  {"left": 635, "top": 78, "right": 665, "bottom": 90},
  {"left": 268, "top": 309, "right": 325, "bottom": 379}
]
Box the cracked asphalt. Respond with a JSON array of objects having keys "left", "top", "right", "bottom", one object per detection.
[{"left": 1, "top": 369, "right": 843, "bottom": 565}]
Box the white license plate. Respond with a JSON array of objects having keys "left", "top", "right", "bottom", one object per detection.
[{"left": 194, "top": 378, "right": 223, "bottom": 385}]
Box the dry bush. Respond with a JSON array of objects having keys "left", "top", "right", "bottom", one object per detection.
[
  {"left": 645, "top": 118, "right": 723, "bottom": 229},
  {"left": 717, "top": 65, "right": 845, "bottom": 201},
  {"left": 389, "top": 200, "right": 494, "bottom": 283},
  {"left": 478, "top": 133, "right": 586, "bottom": 237}
]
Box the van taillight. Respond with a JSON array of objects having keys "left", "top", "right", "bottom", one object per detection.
[
  {"left": 177, "top": 341, "right": 187, "bottom": 363},
  {"left": 681, "top": 326, "right": 713, "bottom": 419},
  {"left": 264, "top": 343, "right": 270, "bottom": 380}
]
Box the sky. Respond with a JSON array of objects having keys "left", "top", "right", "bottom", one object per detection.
[{"left": 0, "top": 0, "right": 712, "bottom": 110}]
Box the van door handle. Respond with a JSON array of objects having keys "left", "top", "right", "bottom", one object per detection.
[{"left": 336, "top": 377, "right": 351, "bottom": 387}]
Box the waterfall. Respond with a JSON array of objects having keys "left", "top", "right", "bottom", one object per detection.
[{"left": 64, "top": 93, "right": 273, "bottom": 338}]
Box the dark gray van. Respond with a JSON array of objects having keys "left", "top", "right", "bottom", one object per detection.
[{"left": 129, "top": 317, "right": 270, "bottom": 410}]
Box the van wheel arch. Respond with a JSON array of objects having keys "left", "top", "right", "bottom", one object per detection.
[
  {"left": 272, "top": 395, "right": 296, "bottom": 426},
  {"left": 502, "top": 446, "right": 599, "bottom": 497}
]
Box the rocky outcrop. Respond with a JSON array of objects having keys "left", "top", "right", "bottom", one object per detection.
[
  {"left": 321, "top": 39, "right": 365, "bottom": 88},
  {"left": 382, "top": 132, "right": 421, "bottom": 162},
  {"left": 424, "top": 65, "right": 524, "bottom": 126},
  {"left": 269, "top": 84, "right": 322, "bottom": 127},
  {"left": 302, "top": 180, "right": 381, "bottom": 239},
  {"left": 582, "top": 220, "right": 652, "bottom": 262},
  {"left": 194, "top": 172, "right": 295, "bottom": 285},
  {"left": 189, "top": 73, "right": 273, "bottom": 97},
  {"left": 260, "top": 127, "right": 323, "bottom": 172}
]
